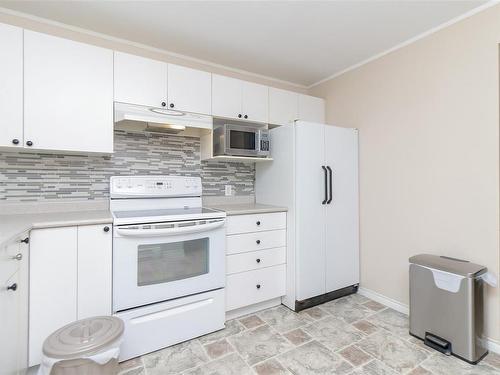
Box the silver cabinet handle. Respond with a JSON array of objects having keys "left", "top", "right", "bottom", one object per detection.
[{"left": 12, "top": 253, "right": 22, "bottom": 261}]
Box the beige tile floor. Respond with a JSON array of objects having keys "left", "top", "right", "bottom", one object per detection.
[{"left": 118, "top": 294, "right": 500, "bottom": 375}]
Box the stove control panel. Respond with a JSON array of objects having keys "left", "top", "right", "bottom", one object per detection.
[{"left": 110, "top": 176, "right": 202, "bottom": 198}]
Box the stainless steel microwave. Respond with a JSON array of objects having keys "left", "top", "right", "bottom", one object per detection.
[{"left": 213, "top": 124, "right": 270, "bottom": 158}]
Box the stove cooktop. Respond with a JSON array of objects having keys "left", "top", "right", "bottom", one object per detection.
[{"left": 111, "top": 206, "right": 225, "bottom": 225}]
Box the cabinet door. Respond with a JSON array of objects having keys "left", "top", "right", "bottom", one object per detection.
[
  {"left": 114, "top": 51, "right": 168, "bottom": 108},
  {"left": 29, "top": 227, "right": 77, "bottom": 366},
  {"left": 0, "top": 23, "right": 23, "bottom": 148},
  {"left": 24, "top": 31, "right": 113, "bottom": 153},
  {"left": 212, "top": 74, "right": 242, "bottom": 119},
  {"left": 0, "top": 270, "right": 20, "bottom": 375},
  {"left": 295, "top": 121, "right": 326, "bottom": 300},
  {"left": 324, "top": 126, "right": 359, "bottom": 293},
  {"left": 298, "top": 94, "right": 325, "bottom": 123},
  {"left": 77, "top": 224, "right": 112, "bottom": 319},
  {"left": 167, "top": 64, "right": 211, "bottom": 114},
  {"left": 241, "top": 81, "right": 268, "bottom": 123},
  {"left": 268, "top": 88, "right": 298, "bottom": 126}
]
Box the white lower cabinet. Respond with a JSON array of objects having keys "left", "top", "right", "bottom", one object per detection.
[
  {"left": 77, "top": 225, "right": 112, "bottom": 319},
  {"left": 226, "top": 264, "right": 286, "bottom": 311},
  {"left": 29, "top": 224, "right": 112, "bottom": 367},
  {"left": 0, "top": 234, "right": 29, "bottom": 375},
  {"left": 29, "top": 227, "right": 77, "bottom": 367},
  {"left": 225, "top": 212, "right": 287, "bottom": 315}
]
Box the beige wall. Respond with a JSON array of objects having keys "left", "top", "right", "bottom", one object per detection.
[
  {"left": 0, "top": 11, "right": 307, "bottom": 94},
  {"left": 310, "top": 5, "right": 500, "bottom": 341}
]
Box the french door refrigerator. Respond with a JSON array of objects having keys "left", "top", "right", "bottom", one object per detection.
[{"left": 256, "top": 120, "right": 359, "bottom": 311}]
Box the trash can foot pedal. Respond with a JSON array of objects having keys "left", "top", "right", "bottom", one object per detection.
[{"left": 425, "top": 332, "right": 452, "bottom": 355}]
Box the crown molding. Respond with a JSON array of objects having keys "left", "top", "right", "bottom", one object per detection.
[{"left": 0, "top": 6, "right": 308, "bottom": 90}]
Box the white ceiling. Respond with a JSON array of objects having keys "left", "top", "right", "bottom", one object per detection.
[{"left": 0, "top": 1, "right": 487, "bottom": 87}]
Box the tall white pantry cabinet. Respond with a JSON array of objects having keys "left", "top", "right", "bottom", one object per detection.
[{"left": 256, "top": 121, "right": 359, "bottom": 310}]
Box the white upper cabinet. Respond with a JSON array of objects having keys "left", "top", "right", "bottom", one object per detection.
[
  {"left": 0, "top": 24, "right": 23, "bottom": 148},
  {"left": 212, "top": 74, "right": 242, "bottom": 119},
  {"left": 114, "top": 51, "right": 168, "bottom": 108},
  {"left": 167, "top": 64, "right": 211, "bottom": 114},
  {"left": 24, "top": 31, "right": 113, "bottom": 153},
  {"left": 212, "top": 74, "right": 269, "bottom": 123},
  {"left": 269, "top": 88, "right": 298, "bottom": 126},
  {"left": 298, "top": 94, "right": 325, "bottom": 123},
  {"left": 241, "top": 81, "right": 268, "bottom": 123}
]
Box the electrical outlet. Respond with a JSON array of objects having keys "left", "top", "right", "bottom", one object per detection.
[{"left": 225, "top": 185, "right": 233, "bottom": 196}]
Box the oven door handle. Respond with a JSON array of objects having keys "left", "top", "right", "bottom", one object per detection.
[{"left": 115, "top": 220, "right": 225, "bottom": 237}]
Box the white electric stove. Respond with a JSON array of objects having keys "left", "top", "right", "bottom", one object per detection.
[{"left": 110, "top": 175, "right": 226, "bottom": 361}]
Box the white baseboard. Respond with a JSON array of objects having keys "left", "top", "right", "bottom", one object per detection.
[
  {"left": 358, "top": 287, "right": 409, "bottom": 315},
  {"left": 486, "top": 337, "right": 500, "bottom": 354},
  {"left": 357, "top": 287, "right": 500, "bottom": 354}
]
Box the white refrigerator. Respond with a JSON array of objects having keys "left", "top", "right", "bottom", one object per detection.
[{"left": 256, "top": 120, "right": 359, "bottom": 310}]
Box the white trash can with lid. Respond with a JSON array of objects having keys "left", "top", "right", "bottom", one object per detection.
[{"left": 38, "top": 316, "right": 124, "bottom": 375}]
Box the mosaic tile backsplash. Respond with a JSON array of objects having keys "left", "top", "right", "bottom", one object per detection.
[{"left": 0, "top": 130, "right": 255, "bottom": 202}]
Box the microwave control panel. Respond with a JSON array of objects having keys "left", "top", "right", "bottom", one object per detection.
[{"left": 259, "top": 131, "right": 270, "bottom": 152}]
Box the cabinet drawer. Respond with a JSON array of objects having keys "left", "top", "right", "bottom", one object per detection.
[
  {"left": 227, "top": 230, "right": 286, "bottom": 255},
  {"left": 226, "top": 264, "right": 286, "bottom": 311},
  {"left": 227, "top": 247, "right": 286, "bottom": 275},
  {"left": 226, "top": 212, "right": 286, "bottom": 235}
]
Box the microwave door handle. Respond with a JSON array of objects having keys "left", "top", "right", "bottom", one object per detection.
[
  {"left": 116, "top": 220, "right": 225, "bottom": 237},
  {"left": 322, "top": 166, "right": 328, "bottom": 205}
]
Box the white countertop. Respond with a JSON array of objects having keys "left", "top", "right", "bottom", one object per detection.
[
  {"left": 0, "top": 208, "right": 112, "bottom": 248},
  {"left": 206, "top": 202, "right": 288, "bottom": 216}
]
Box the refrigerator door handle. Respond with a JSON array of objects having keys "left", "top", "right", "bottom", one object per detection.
[
  {"left": 322, "top": 166, "right": 328, "bottom": 204},
  {"left": 327, "top": 166, "right": 333, "bottom": 204}
]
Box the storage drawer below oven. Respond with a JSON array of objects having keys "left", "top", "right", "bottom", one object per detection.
[
  {"left": 115, "top": 289, "right": 225, "bottom": 361},
  {"left": 227, "top": 247, "right": 286, "bottom": 275},
  {"left": 226, "top": 264, "right": 286, "bottom": 311}
]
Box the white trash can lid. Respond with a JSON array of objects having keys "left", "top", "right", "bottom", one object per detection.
[{"left": 43, "top": 316, "right": 124, "bottom": 359}]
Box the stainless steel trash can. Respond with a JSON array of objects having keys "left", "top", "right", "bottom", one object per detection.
[{"left": 409, "top": 254, "right": 487, "bottom": 364}]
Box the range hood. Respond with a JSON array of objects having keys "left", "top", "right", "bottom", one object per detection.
[{"left": 114, "top": 102, "right": 212, "bottom": 134}]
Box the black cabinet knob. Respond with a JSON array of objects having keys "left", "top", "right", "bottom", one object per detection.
[
  {"left": 169, "top": 103, "right": 174, "bottom": 108},
  {"left": 26, "top": 141, "right": 33, "bottom": 147},
  {"left": 256, "top": 240, "right": 261, "bottom": 245},
  {"left": 256, "top": 284, "right": 261, "bottom": 289},
  {"left": 12, "top": 139, "right": 19, "bottom": 145},
  {"left": 244, "top": 115, "right": 248, "bottom": 119},
  {"left": 256, "top": 258, "right": 261, "bottom": 263},
  {"left": 21, "top": 237, "right": 29, "bottom": 244},
  {"left": 256, "top": 221, "right": 261, "bottom": 226},
  {"left": 7, "top": 283, "right": 17, "bottom": 291},
  {"left": 103, "top": 226, "right": 110, "bottom": 232},
  {"left": 161, "top": 102, "right": 166, "bottom": 107},
  {"left": 238, "top": 114, "right": 242, "bottom": 118}
]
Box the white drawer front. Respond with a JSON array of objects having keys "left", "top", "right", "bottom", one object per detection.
[
  {"left": 116, "top": 289, "right": 225, "bottom": 361},
  {"left": 226, "top": 264, "right": 286, "bottom": 311},
  {"left": 227, "top": 229, "right": 286, "bottom": 255},
  {"left": 227, "top": 247, "right": 286, "bottom": 275},
  {"left": 226, "top": 212, "right": 286, "bottom": 235}
]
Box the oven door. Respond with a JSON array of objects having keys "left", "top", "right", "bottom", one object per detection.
[
  {"left": 225, "top": 125, "right": 259, "bottom": 156},
  {"left": 112, "top": 218, "right": 225, "bottom": 312}
]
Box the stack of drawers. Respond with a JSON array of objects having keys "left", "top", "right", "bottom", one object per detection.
[{"left": 225, "top": 212, "right": 287, "bottom": 312}]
